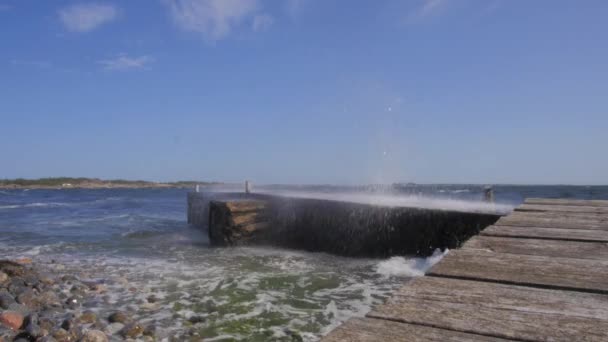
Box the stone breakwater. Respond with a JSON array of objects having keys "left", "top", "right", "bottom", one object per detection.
[{"left": 0, "top": 259, "right": 162, "bottom": 342}]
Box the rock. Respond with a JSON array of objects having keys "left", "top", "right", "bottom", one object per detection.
[
  {"left": 80, "top": 330, "right": 108, "bottom": 342},
  {"left": 0, "top": 291, "right": 16, "bottom": 309},
  {"left": 23, "top": 275, "right": 39, "bottom": 287},
  {"left": 51, "top": 328, "right": 70, "bottom": 341},
  {"left": 88, "top": 284, "right": 106, "bottom": 294},
  {"left": 60, "top": 317, "right": 74, "bottom": 331},
  {"left": 38, "top": 273, "right": 55, "bottom": 286},
  {"left": 38, "top": 290, "right": 61, "bottom": 307},
  {"left": 142, "top": 325, "right": 156, "bottom": 337},
  {"left": 37, "top": 336, "right": 58, "bottom": 342},
  {"left": 103, "top": 323, "right": 124, "bottom": 336},
  {"left": 0, "top": 272, "right": 8, "bottom": 284},
  {"left": 38, "top": 317, "right": 55, "bottom": 334},
  {"left": 146, "top": 295, "right": 157, "bottom": 303},
  {"left": 61, "top": 275, "right": 78, "bottom": 283},
  {"left": 107, "top": 311, "right": 130, "bottom": 324},
  {"left": 78, "top": 311, "right": 97, "bottom": 324},
  {"left": 14, "top": 258, "right": 32, "bottom": 265},
  {"left": 17, "top": 288, "right": 39, "bottom": 308},
  {"left": 8, "top": 279, "right": 27, "bottom": 296},
  {"left": 188, "top": 316, "right": 205, "bottom": 324},
  {"left": 64, "top": 297, "right": 80, "bottom": 309},
  {"left": 7, "top": 303, "right": 30, "bottom": 315},
  {"left": 0, "top": 311, "right": 24, "bottom": 330},
  {"left": 24, "top": 313, "right": 41, "bottom": 338},
  {"left": 0, "top": 260, "right": 25, "bottom": 277},
  {"left": 120, "top": 323, "right": 144, "bottom": 339}
]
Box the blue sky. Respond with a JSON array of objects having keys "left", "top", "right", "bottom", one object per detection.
[{"left": 1, "top": 0, "right": 607, "bottom": 185}]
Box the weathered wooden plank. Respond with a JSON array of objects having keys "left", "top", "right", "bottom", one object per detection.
[
  {"left": 516, "top": 203, "right": 608, "bottom": 214},
  {"left": 225, "top": 200, "right": 267, "bottom": 213},
  {"left": 240, "top": 221, "right": 269, "bottom": 233},
  {"left": 507, "top": 210, "right": 608, "bottom": 222},
  {"left": 368, "top": 277, "right": 608, "bottom": 342},
  {"left": 427, "top": 248, "right": 608, "bottom": 293},
  {"left": 464, "top": 235, "right": 608, "bottom": 260},
  {"left": 497, "top": 218, "right": 608, "bottom": 231},
  {"left": 482, "top": 225, "right": 608, "bottom": 242},
  {"left": 322, "top": 317, "right": 507, "bottom": 342},
  {"left": 231, "top": 211, "right": 268, "bottom": 226},
  {"left": 526, "top": 198, "right": 608, "bottom": 207}
]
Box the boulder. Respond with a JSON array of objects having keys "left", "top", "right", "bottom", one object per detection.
[
  {"left": 0, "top": 311, "right": 24, "bottom": 330},
  {"left": 81, "top": 330, "right": 108, "bottom": 342}
]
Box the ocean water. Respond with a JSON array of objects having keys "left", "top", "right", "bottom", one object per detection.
[{"left": 0, "top": 185, "right": 606, "bottom": 341}]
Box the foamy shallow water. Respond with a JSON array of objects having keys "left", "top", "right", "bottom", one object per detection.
[{"left": 0, "top": 243, "right": 442, "bottom": 341}]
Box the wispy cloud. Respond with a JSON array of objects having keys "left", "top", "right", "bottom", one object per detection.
[
  {"left": 164, "top": 0, "right": 259, "bottom": 41},
  {"left": 58, "top": 3, "right": 118, "bottom": 33},
  {"left": 98, "top": 55, "right": 153, "bottom": 71},
  {"left": 252, "top": 13, "right": 273, "bottom": 32}
]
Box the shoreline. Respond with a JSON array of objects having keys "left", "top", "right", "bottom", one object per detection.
[{"left": 0, "top": 258, "right": 155, "bottom": 341}]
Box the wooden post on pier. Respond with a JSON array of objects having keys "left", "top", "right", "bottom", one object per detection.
[
  {"left": 245, "top": 180, "right": 251, "bottom": 194},
  {"left": 484, "top": 185, "right": 494, "bottom": 203}
]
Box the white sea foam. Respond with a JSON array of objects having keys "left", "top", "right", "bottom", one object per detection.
[
  {"left": 0, "top": 202, "right": 69, "bottom": 210},
  {"left": 254, "top": 190, "right": 512, "bottom": 214},
  {"left": 376, "top": 248, "right": 448, "bottom": 277}
]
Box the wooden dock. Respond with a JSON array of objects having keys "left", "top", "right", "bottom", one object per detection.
[{"left": 322, "top": 198, "right": 608, "bottom": 341}]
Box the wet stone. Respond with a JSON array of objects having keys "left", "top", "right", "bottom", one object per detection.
[
  {"left": 37, "top": 273, "right": 55, "bottom": 286},
  {"left": 0, "top": 260, "right": 26, "bottom": 277},
  {"left": 7, "top": 303, "right": 30, "bottom": 315},
  {"left": 0, "top": 311, "right": 24, "bottom": 330},
  {"left": 64, "top": 297, "right": 80, "bottom": 309},
  {"left": 23, "top": 275, "right": 39, "bottom": 287},
  {"left": 120, "top": 323, "right": 144, "bottom": 339},
  {"left": 61, "top": 275, "right": 78, "bottom": 283},
  {"left": 142, "top": 325, "right": 156, "bottom": 337},
  {"left": 38, "top": 317, "right": 55, "bottom": 334},
  {"left": 0, "top": 291, "right": 16, "bottom": 309},
  {"left": 17, "top": 289, "right": 39, "bottom": 308},
  {"left": 80, "top": 330, "right": 108, "bottom": 342},
  {"left": 103, "top": 323, "right": 124, "bottom": 336},
  {"left": 38, "top": 290, "right": 61, "bottom": 307},
  {"left": 60, "top": 317, "right": 75, "bottom": 331},
  {"left": 188, "top": 316, "right": 205, "bottom": 324},
  {"left": 107, "top": 311, "right": 130, "bottom": 324},
  {"left": 24, "top": 313, "right": 41, "bottom": 338},
  {"left": 78, "top": 311, "right": 97, "bottom": 324}
]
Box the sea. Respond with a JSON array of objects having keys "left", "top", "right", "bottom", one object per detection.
[{"left": 0, "top": 185, "right": 606, "bottom": 341}]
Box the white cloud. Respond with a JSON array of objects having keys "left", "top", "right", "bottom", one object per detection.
[
  {"left": 58, "top": 3, "right": 118, "bottom": 33},
  {"left": 164, "top": 0, "right": 259, "bottom": 41},
  {"left": 252, "top": 13, "right": 273, "bottom": 32},
  {"left": 98, "top": 55, "right": 153, "bottom": 71}
]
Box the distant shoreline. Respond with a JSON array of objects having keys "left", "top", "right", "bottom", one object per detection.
[{"left": 0, "top": 177, "right": 220, "bottom": 190}]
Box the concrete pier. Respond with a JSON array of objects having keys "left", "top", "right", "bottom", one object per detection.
[{"left": 187, "top": 191, "right": 502, "bottom": 257}]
